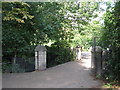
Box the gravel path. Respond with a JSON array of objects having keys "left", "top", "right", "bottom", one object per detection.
[{"left": 2, "top": 52, "right": 103, "bottom": 88}]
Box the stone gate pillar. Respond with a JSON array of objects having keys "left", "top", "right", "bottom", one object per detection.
[
  {"left": 35, "top": 45, "right": 47, "bottom": 70},
  {"left": 91, "top": 46, "right": 102, "bottom": 76},
  {"left": 96, "top": 46, "right": 102, "bottom": 76}
]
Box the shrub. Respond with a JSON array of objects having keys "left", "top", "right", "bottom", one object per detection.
[
  {"left": 46, "top": 41, "right": 75, "bottom": 68},
  {"left": 12, "top": 64, "right": 25, "bottom": 73},
  {"left": 2, "top": 63, "right": 12, "bottom": 73}
]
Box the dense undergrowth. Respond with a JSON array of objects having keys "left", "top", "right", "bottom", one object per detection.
[{"left": 99, "top": 1, "right": 120, "bottom": 85}]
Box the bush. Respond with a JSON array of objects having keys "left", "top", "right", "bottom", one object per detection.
[
  {"left": 12, "top": 64, "right": 25, "bottom": 73},
  {"left": 99, "top": 2, "right": 120, "bottom": 84},
  {"left": 46, "top": 41, "right": 75, "bottom": 68},
  {"left": 2, "top": 63, "right": 12, "bottom": 73}
]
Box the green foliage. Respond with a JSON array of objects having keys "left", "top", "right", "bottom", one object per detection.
[
  {"left": 2, "top": 2, "right": 34, "bottom": 23},
  {"left": 103, "top": 82, "right": 120, "bottom": 88},
  {"left": 2, "top": 63, "right": 12, "bottom": 73},
  {"left": 2, "top": 2, "right": 99, "bottom": 56},
  {"left": 70, "top": 20, "right": 102, "bottom": 51},
  {"left": 103, "top": 83, "right": 113, "bottom": 88},
  {"left": 2, "top": 2, "right": 36, "bottom": 58},
  {"left": 99, "top": 2, "right": 120, "bottom": 83},
  {"left": 12, "top": 64, "right": 25, "bottom": 73},
  {"left": 2, "top": 2, "right": 101, "bottom": 72},
  {"left": 96, "top": 74, "right": 101, "bottom": 79},
  {"left": 47, "top": 41, "right": 75, "bottom": 67}
]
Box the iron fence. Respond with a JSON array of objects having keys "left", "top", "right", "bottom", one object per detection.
[{"left": 2, "top": 57, "right": 35, "bottom": 73}]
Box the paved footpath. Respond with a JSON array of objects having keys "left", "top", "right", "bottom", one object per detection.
[{"left": 2, "top": 52, "right": 103, "bottom": 88}]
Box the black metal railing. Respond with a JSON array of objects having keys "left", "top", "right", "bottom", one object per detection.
[{"left": 2, "top": 57, "right": 35, "bottom": 73}]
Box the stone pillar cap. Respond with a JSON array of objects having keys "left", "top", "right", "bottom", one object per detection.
[
  {"left": 35, "top": 45, "right": 47, "bottom": 52},
  {"left": 91, "top": 46, "right": 102, "bottom": 52}
]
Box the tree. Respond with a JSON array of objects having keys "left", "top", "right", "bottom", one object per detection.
[
  {"left": 3, "top": 2, "right": 100, "bottom": 57},
  {"left": 99, "top": 1, "right": 120, "bottom": 83},
  {"left": 2, "top": 2, "right": 35, "bottom": 58}
]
